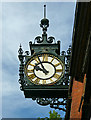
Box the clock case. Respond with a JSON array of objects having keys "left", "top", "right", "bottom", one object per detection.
[
  {"left": 23, "top": 41, "right": 68, "bottom": 98},
  {"left": 18, "top": 5, "right": 69, "bottom": 99}
]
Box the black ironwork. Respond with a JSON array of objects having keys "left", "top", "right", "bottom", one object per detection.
[
  {"left": 18, "top": 44, "right": 25, "bottom": 91},
  {"left": 40, "top": 5, "right": 49, "bottom": 33},
  {"left": 18, "top": 44, "right": 71, "bottom": 111},
  {"left": 47, "top": 36, "right": 55, "bottom": 43},
  {"left": 18, "top": 5, "right": 72, "bottom": 112},
  {"left": 63, "top": 45, "right": 71, "bottom": 86},
  {"left": 32, "top": 97, "right": 67, "bottom": 112},
  {"left": 34, "top": 5, "right": 55, "bottom": 44},
  {"left": 30, "top": 46, "right": 71, "bottom": 111},
  {"left": 35, "top": 36, "right": 43, "bottom": 43}
]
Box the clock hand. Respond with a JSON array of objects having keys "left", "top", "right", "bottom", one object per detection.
[
  {"left": 37, "top": 56, "right": 49, "bottom": 74},
  {"left": 34, "top": 65, "right": 48, "bottom": 75},
  {"left": 34, "top": 65, "right": 42, "bottom": 71}
]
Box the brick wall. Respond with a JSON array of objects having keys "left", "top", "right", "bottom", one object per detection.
[{"left": 70, "top": 74, "right": 86, "bottom": 119}]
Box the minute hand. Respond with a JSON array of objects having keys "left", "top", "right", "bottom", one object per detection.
[{"left": 38, "top": 56, "right": 49, "bottom": 74}]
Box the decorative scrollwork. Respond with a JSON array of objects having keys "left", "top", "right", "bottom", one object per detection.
[
  {"left": 25, "top": 51, "right": 29, "bottom": 55},
  {"left": 35, "top": 97, "right": 67, "bottom": 111},
  {"left": 18, "top": 44, "right": 25, "bottom": 91},
  {"left": 67, "top": 45, "right": 71, "bottom": 55},
  {"left": 47, "top": 36, "right": 55, "bottom": 43},
  {"left": 35, "top": 36, "right": 43, "bottom": 43},
  {"left": 36, "top": 98, "right": 50, "bottom": 106},
  {"left": 60, "top": 45, "right": 72, "bottom": 85},
  {"left": 61, "top": 51, "right": 66, "bottom": 56}
]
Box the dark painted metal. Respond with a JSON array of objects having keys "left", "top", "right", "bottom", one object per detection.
[{"left": 18, "top": 5, "right": 71, "bottom": 111}]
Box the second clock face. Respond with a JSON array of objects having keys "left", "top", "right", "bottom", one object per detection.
[{"left": 25, "top": 53, "right": 64, "bottom": 85}]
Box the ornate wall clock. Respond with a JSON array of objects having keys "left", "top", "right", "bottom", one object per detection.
[
  {"left": 24, "top": 53, "right": 65, "bottom": 85},
  {"left": 18, "top": 5, "right": 70, "bottom": 100}
]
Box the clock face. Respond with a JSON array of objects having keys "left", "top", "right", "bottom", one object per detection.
[{"left": 25, "top": 53, "right": 64, "bottom": 85}]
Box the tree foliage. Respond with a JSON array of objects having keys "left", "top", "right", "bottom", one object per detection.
[{"left": 37, "top": 110, "right": 62, "bottom": 120}]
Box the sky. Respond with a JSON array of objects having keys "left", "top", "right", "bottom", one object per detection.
[{"left": 1, "top": 1, "right": 76, "bottom": 119}]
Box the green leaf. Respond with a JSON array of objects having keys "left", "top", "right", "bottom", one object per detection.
[{"left": 37, "top": 110, "right": 62, "bottom": 120}]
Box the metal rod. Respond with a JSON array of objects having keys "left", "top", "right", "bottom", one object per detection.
[{"left": 44, "top": 5, "right": 46, "bottom": 18}]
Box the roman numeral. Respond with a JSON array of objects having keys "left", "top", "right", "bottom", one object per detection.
[
  {"left": 27, "top": 69, "right": 33, "bottom": 73},
  {"left": 54, "top": 63, "right": 61, "bottom": 67},
  {"left": 54, "top": 73, "right": 60, "bottom": 79},
  {"left": 45, "top": 54, "right": 48, "bottom": 61},
  {"left": 56, "top": 69, "right": 63, "bottom": 72},
  {"left": 42, "top": 54, "right": 45, "bottom": 61},
  {"left": 35, "top": 57, "right": 39, "bottom": 63},
  {"left": 29, "top": 63, "right": 35, "bottom": 67},
  {"left": 50, "top": 78, "right": 54, "bottom": 82},
  {"left": 50, "top": 57, "right": 55, "bottom": 62},
  {"left": 42, "top": 54, "right": 48, "bottom": 61},
  {"left": 42, "top": 80, "right": 46, "bottom": 84},
  {"left": 28, "top": 74, "right": 36, "bottom": 79},
  {"left": 34, "top": 78, "right": 40, "bottom": 84}
]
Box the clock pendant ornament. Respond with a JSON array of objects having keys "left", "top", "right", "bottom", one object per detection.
[{"left": 18, "top": 5, "right": 71, "bottom": 110}]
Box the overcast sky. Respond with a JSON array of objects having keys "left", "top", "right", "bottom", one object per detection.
[{"left": 1, "top": 1, "right": 76, "bottom": 119}]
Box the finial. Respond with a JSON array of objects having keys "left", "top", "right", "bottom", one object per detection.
[
  {"left": 18, "top": 43, "right": 23, "bottom": 55},
  {"left": 44, "top": 5, "right": 46, "bottom": 18},
  {"left": 20, "top": 43, "right": 22, "bottom": 48},
  {"left": 37, "top": 5, "right": 55, "bottom": 44},
  {"left": 40, "top": 5, "right": 49, "bottom": 33}
]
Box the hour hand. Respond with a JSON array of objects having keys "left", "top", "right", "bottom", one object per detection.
[
  {"left": 34, "top": 65, "right": 49, "bottom": 75},
  {"left": 34, "top": 65, "right": 42, "bottom": 71}
]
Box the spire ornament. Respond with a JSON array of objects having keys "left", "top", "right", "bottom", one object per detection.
[
  {"left": 40, "top": 5, "right": 49, "bottom": 33},
  {"left": 35, "top": 5, "right": 55, "bottom": 44},
  {"left": 18, "top": 44, "right": 23, "bottom": 55}
]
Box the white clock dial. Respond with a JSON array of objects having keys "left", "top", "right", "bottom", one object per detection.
[
  {"left": 25, "top": 53, "right": 64, "bottom": 85},
  {"left": 34, "top": 62, "right": 56, "bottom": 80}
]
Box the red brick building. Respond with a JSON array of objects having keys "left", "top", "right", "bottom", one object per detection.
[{"left": 65, "top": 2, "right": 91, "bottom": 120}]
